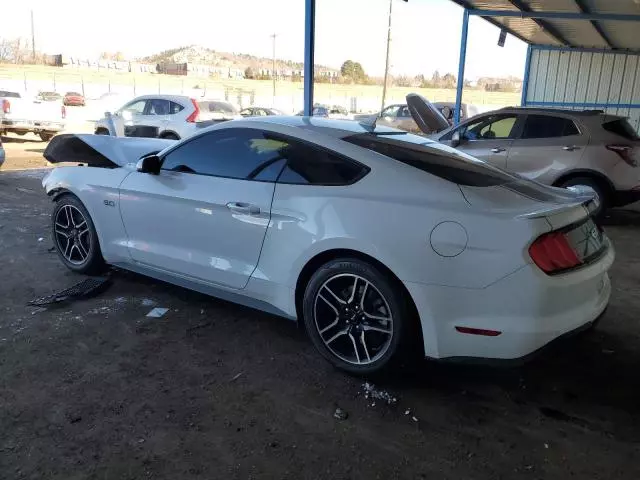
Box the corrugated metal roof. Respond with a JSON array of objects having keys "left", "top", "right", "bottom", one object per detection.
[{"left": 451, "top": 0, "right": 640, "bottom": 51}]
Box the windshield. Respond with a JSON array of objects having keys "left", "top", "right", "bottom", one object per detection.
[
  {"left": 0, "top": 91, "right": 21, "bottom": 98},
  {"left": 344, "top": 132, "right": 517, "bottom": 187},
  {"left": 198, "top": 101, "right": 238, "bottom": 114}
]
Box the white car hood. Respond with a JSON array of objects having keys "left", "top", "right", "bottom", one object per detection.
[{"left": 44, "top": 134, "right": 175, "bottom": 168}]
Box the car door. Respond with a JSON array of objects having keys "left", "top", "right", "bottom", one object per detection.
[
  {"left": 127, "top": 98, "right": 175, "bottom": 138},
  {"left": 118, "top": 127, "right": 288, "bottom": 289},
  {"left": 506, "top": 114, "right": 588, "bottom": 183},
  {"left": 113, "top": 99, "right": 148, "bottom": 137},
  {"left": 437, "top": 113, "right": 521, "bottom": 169}
]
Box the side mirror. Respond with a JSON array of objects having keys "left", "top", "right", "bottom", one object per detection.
[
  {"left": 136, "top": 155, "right": 161, "bottom": 175},
  {"left": 441, "top": 106, "right": 452, "bottom": 120},
  {"left": 451, "top": 130, "right": 462, "bottom": 147}
]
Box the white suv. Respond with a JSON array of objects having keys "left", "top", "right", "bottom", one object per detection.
[
  {"left": 94, "top": 95, "right": 240, "bottom": 140},
  {"left": 432, "top": 107, "right": 640, "bottom": 209}
]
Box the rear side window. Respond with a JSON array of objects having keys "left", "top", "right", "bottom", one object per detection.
[
  {"left": 602, "top": 119, "right": 639, "bottom": 140},
  {"left": 522, "top": 115, "right": 579, "bottom": 139},
  {"left": 278, "top": 143, "right": 368, "bottom": 185},
  {"left": 169, "top": 101, "right": 184, "bottom": 114},
  {"left": 344, "top": 133, "right": 516, "bottom": 187}
]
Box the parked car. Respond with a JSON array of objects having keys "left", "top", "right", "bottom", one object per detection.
[
  {"left": 63, "top": 92, "right": 85, "bottom": 106},
  {"left": 43, "top": 96, "right": 611, "bottom": 374},
  {"left": 431, "top": 107, "right": 640, "bottom": 209},
  {"left": 37, "top": 91, "right": 63, "bottom": 102},
  {"left": 354, "top": 102, "right": 473, "bottom": 133},
  {"left": 296, "top": 105, "right": 352, "bottom": 119},
  {"left": 240, "top": 107, "right": 285, "bottom": 117},
  {"left": 0, "top": 136, "right": 5, "bottom": 168},
  {"left": 0, "top": 90, "right": 66, "bottom": 141},
  {"left": 94, "top": 95, "right": 240, "bottom": 140}
]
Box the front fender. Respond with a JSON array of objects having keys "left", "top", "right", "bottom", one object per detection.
[{"left": 42, "top": 166, "right": 133, "bottom": 264}]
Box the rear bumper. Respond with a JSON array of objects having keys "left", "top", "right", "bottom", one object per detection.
[
  {"left": 613, "top": 189, "right": 640, "bottom": 207},
  {"left": 405, "top": 243, "right": 614, "bottom": 360},
  {"left": 1, "top": 119, "right": 65, "bottom": 132}
]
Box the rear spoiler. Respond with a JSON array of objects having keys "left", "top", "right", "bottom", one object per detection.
[
  {"left": 44, "top": 134, "right": 175, "bottom": 168},
  {"left": 515, "top": 185, "right": 600, "bottom": 220}
]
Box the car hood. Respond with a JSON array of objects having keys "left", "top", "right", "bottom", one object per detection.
[{"left": 44, "top": 134, "right": 175, "bottom": 168}]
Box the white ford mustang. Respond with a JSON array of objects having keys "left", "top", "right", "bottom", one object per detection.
[{"left": 42, "top": 101, "right": 613, "bottom": 374}]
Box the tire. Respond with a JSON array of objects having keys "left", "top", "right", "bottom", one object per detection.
[
  {"left": 302, "top": 257, "right": 416, "bottom": 375},
  {"left": 39, "top": 132, "right": 54, "bottom": 142},
  {"left": 52, "top": 194, "right": 106, "bottom": 275},
  {"left": 559, "top": 176, "right": 609, "bottom": 213},
  {"left": 95, "top": 128, "right": 110, "bottom": 135},
  {"left": 160, "top": 132, "right": 180, "bottom": 140}
]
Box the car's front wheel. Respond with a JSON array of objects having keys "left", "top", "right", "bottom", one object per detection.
[
  {"left": 52, "top": 194, "right": 106, "bottom": 274},
  {"left": 303, "top": 258, "right": 416, "bottom": 375},
  {"left": 39, "top": 132, "right": 54, "bottom": 142}
]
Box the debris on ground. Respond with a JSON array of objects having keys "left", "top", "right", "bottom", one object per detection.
[
  {"left": 362, "top": 382, "right": 398, "bottom": 406},
  {"left": 28, "top": 277, "right": 111, "bottom": 306},
  {"left": 141, "top": 298, "right": 156, "bottom": 307},
  {"left": 37, "top": 237, "right": 44, "bottom": 242},
  {"left": 411, "top": 416, "right": 419, "bottom": 422},
  {"left": 230, "top": 372, "right": 244, "bottom": 382},
  {"left": 333, "top": 407, "right": 348, "bottom": 420},
  {"left": 30, "top": 307, "right": 47, "bottom": 315},
  {"left": 404, "top": 409, "right": 411, "bottom": 415},
  {"left": 47, "top": 246, "right": 55, "bottom": 252},
  {"left": 187, "top": 321, "right": 213, "bottom": 332},
  {"left": 146, "top": 307, "right": 169, "bottom": 318},
  {"left": 602, "top": 349, "right": 615, "bottom": 354}
]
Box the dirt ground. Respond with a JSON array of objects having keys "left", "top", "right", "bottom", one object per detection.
[{"left": 1, "top": 141, "right": 640, "bottom": 479}]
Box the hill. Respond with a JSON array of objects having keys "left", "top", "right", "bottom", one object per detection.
[{"left": 140, "top": 45, "right": 337, "bottom": 73}]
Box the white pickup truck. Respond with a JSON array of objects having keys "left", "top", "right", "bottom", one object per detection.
[{"left": 0, "top": 90, "right": 66, "bottom": 141}]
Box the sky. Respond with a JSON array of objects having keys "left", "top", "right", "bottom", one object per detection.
[{"left": 2, "top": 0, "right": 528, "bottom": 79}]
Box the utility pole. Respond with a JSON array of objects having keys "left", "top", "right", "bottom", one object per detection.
[
  {"left": 271, "top": 33, "right": 277, "bottom": 105},
  {"left": 30, "top": 9, "right": 36, "bottom": 61},
  {"left": 380, "top": 0, "right": 393, "bottom": 112}
]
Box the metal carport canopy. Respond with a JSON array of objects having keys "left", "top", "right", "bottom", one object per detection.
[{"left": 302, "top": 1, "right": 640, "bottom": 120}]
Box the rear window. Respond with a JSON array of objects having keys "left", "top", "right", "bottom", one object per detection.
[
  {"left": 602, "top": 119, "right": 639, "bottom": 140},
  {"left": 344, "top": 133, "right": 516, "bottom": 187},
  {"left": 0, "top": 91, "right": 21, "bottom": 98},
  {"left": 198, "top": 101, "right": 237, "bottom": 114}
]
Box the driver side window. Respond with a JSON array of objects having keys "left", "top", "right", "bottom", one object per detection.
[
  {"left": 381, "top": 105, "right": 400, "bottom": 117},
  {"left": 120, "top": 100, "right": 147, "bottom": 115},
  {"left": 463, "top": 115, "right": 517, "bottom": 140}
]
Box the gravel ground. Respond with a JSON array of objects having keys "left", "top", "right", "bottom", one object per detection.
[{"left": 1, "top": 161, "right": 640, "bottom": 479}]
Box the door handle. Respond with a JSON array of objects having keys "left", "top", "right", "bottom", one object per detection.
[
  {"left": 491, "top": 147, "right": 506, "bottom": 153},
  {"left": 226, "top": 202, "right": 260, "bottom": 215},
  {"left": 563, "top": 145, "right": 580, "bottom": 151}
]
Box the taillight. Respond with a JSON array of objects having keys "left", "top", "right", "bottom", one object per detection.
[
  {"left": 529, "top": 231, "right": 581, "bottom": 274},
  {"left": 606, "top": 144, "right": 638, "bottom": 167},
  {"left": 61, "top": 105, "right": 66, "bottom": 119},
  {"left": 2, "top": 99, "right": 10, "bottom": 114},
  {"left": 186, "top": 98, "right": 200, "bottom": 123}
]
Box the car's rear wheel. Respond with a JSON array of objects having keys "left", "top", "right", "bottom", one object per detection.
[
  {"left": 302, "top": 258, "right": 415, "bottom": 375},
  {"left": 52, "top": 195, "right": 105, "bottom": 275},
  {"left": 95, "top": 128, "right": 110, "bottom": 135}
]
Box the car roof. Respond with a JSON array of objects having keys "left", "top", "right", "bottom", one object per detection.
[
  {"left": 239, "top": 115, "right": 406, "bottom": 137},
  {"left": 496, "top": 106, "right": 609, "bottom": 117}
]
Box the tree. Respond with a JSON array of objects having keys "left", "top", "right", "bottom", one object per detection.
[
  {"left": 340, "top": 60, "right": 367, "bottom": 83},
  {"left": 442, "top": 73, "right": 457, "bottom": 88},
  {"left": 244, "top": 66, "right": 256, "bottom": 79}
]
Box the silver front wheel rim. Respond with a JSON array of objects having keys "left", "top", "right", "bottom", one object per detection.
[
  {"left": 313, "top": 273, "right": 393, "bottom": 366},
  {"left": 54, "top": 205, "right": 91, "bottom": 265}
]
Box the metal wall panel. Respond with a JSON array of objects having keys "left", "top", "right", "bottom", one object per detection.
[{"left": 524, "top": 46, "right": 640, "bottom": 133}]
